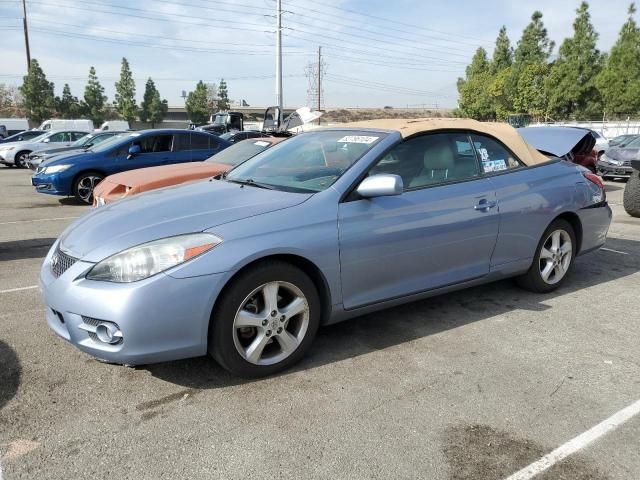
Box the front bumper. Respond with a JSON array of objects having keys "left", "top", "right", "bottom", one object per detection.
[
  {"left": 597, "top": 160, "right": 633, "bottom": 177},
  {"left": 40, "top": 242, "right": 228, "bottom": 365},
  {"left": 0, "top": 150, "right": 15, "bottom": 164},
  {"left": 31, "top": 172, "right": 70, "bottom": 196}
]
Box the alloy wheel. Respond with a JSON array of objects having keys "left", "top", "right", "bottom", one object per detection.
[
  {"left": 539, "top": 229, "right": 572, "bottom": 285},
  {"left": 232, "top": 281, "right": 310, "bottom": 366},
  {"left": 76, "top": 175, "right": 102, "bottom": 203}
]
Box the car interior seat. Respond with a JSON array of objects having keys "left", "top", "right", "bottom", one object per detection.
[{"left": 409, "top": 140, "right": 455, "bottom": 187}]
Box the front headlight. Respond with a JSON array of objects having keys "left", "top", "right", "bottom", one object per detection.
[
  {"left": 86, "top": 233, "right": 222, "bottom": 283},
  {"left": 42, "top": 165, "right": 71, "bottom": 174}
]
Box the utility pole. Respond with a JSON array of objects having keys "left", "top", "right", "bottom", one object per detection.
[
  {"left": 275, "top": 0, "right": 283, "bottom": 114},
  {"left": 22, "top": 0, "right": 31, "bottom": 71},
  {"left": 317, "top": 46, "right": 322, "bottom": 124}
]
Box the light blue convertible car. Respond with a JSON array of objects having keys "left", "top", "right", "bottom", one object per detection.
[{"left": 40, "top": 119, "right": 611, "bottom": 377}]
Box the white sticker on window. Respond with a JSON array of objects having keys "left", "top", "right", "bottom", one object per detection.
[
  {"left": 478, "top": 148, "right": 490, "bottom": 161},
  {"left": 482, "top": 159, "right": 508, "bottom": 172},
  {"left": 253, "top": 141, "right": 270, "bottom": 147},
  {"left": 337, "top": 135, "right": 379, "bottom": 144}
]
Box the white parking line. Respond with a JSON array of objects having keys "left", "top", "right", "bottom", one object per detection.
[
  {"left": 0, "top": 285, "right": 38, "bottom": 294},
  {"left": 0, "top": 216, "right": 77, "bottom": 226},
  {"left": 503, "top": 398, "right": 640, "bottom": 480},
  {"left": 600, "top": 247, "right": 629, "bottom": 255}
]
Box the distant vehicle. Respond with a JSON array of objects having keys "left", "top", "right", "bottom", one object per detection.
[
  {"left": 517, "top": 127, "right": 598, "bottom": 172},
  {"left": 38, "top": 119, "right": 611, "bottom": 377},
  {"left": 39, "top": 119, "right": 94, "bottom": 132},
  {"left": 0, "top": 118, "right": 30, "bottom": 136},
  {"left": 26, "top": 131, "right": 125, "bottom": 170},
  {"left": 97, "top": 120, "right": 130, "bottom": 131},
  {"left": 219, "top": 130, "right": 269, "bottom": 144},
  {"left": 0, "top": 125, "right": 6, "bottom": 139},
  {"left": 608, "top": 134, "right": 639, "bottom": 148},
  {"left": 597, "top": 135, "right": 640, "bottom": 180},
  {"left": 0, "top": 130, "right": 89, "bottom": 168},
  {"left": 197, "top": 111, "right": 244, "bottom": 135},
  {"left": 588, "top": 129, "right": 609, "bottom": 157},
  {"left": 623, "top": 160, "right": 640, "bottom": 217},
  {"left": 93, "top": 136, "right": 285, "bottom": 206},
  {"left": 31, "top": 129, "right": 230, "bottom": 204},
  {"left": 0, "top": 130, "right": 45, "bottom": 144}
]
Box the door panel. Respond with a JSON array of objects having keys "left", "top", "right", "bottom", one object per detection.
[{"left": 338, "top": 179, "right": 499, "bottom": 309}]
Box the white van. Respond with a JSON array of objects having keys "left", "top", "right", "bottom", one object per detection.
[
  {"left": 39, "top": 119, "right": 94, "bottom": 132},
  {"left": 0, "top": 118, "right": 30, "bottom": 137},
  {"left": 97, "top": 120, "right": 130, "bottom": 131}
]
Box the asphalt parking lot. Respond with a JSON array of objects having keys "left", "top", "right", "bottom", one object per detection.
[{"left": 0, "top": 167, "right": 638, "bottom": 480}]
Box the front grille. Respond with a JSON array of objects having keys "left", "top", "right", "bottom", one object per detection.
[
  {"left": 51, "top": 247, "right": 77, "bottom": 278},
  {"left": 622, "top": 160, "right": 631, "bottom": 167},
  {"left": 81, "top": 316, "right": 101, "bottom": 343}
]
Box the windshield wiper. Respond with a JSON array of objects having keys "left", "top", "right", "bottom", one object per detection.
[{"left": 226, "top": 178, "right": 276, "bottom": 190}]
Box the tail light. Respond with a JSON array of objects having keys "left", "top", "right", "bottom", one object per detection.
[{"left": 583, "top": 171, "right": 604, "bottom": 190}]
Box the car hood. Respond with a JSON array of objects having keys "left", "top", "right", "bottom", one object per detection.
[
  {"left": 35, "top": 145, "right": 82, "bottom": 156},
  {"left": 59, "top": 179, "right": 312, "bottom": 262},
  {"left": 39, "top": 150, "right": 93, "bottom": 167},
  {"left": 604, "top": 147, "right": 640, "bottom": 161},
  {"left": 101, "top": 162, "right": 230, "bottom": 191},
  {"left": 517, "top": 127, "right": 596, "bottom": 157}
]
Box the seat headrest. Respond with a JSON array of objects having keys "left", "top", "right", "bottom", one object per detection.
[{"left": 424, "top": 139, "right": 455, "bottom": 170}]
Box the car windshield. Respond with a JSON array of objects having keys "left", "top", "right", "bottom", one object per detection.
[
  {"left": 28, "top": 133, "right": 50, "bottom": 143},
  {"left": 213, "top": 114, "right": 227, "bottom": 125},
  {"left": 226, "top": 130, "right": 386, "bottom": 193},
  {"left": 90, "top": 133, "right": 134, "bottom": 152},
  {"left": 72, "top": 134, "right": 92, "bottom": 147},
  {"left": 206, "top": 139, "right": 274, "bottom": 166},
  {"left": 624, "top": 136, "right": 640, "bottom": 148}
]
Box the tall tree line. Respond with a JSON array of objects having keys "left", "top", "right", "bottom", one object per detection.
[{"left": 457, "top": 2, "right": 640, "bottom": 121}]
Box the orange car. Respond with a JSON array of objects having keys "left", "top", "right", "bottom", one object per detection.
[{"left": 93, "top": 137, "right": 285, "bottom": 206}]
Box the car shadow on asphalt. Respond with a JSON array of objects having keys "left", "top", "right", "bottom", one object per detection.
[
  {"left": 144, "top": 236, "right": 640, "bottom": 389},
  {"left": 0, "top": 238, "right": 56, "bottom": 261},
  {"left": 0, "top": 340, "right": 21, "bottom": 410}
]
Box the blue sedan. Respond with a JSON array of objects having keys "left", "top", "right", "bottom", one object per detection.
[
  {"left": 31, "top": 129, "right": 230, "bottom": 203},
  {"left": 40, "top": 119, "right": 611, "bottom": 377}
]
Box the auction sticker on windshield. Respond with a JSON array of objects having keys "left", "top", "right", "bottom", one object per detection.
[
  {"left": 254, "top": 141, "right": 270, "bottom": 147},
  {"left": 337, "top": 135, "right": 379, "bottom": 144}
]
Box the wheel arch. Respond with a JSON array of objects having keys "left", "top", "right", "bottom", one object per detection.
[
  {"left": 209, "top": 253, "right": 333, "bottom": 331},
  {"left": 552, "top": 211, "right": 583, "bottom": 254}
]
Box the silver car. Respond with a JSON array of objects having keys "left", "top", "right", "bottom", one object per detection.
[
  {"left": 40, "top": 119, "right": 612, "bottom": 377},
  {"left": 0, "top": 130, "right": 89, "bottom": 168}
]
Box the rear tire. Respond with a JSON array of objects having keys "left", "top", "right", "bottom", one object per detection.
[
  {"left": 209, "top": 261, "right": 320, "bottom": 378},
  {"left": 73, "top": 171, "right": 104, "bottom": 204},
  {"left": 623, "top": 170, "right": 640, "bottom": 218},
  {"left": 516, "top": 219, "right": 576, "bottom": 293}
]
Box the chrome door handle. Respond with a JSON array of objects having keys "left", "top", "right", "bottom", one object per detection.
[{"left": 474, "top": 199, "right": 497, "bottom": 211}]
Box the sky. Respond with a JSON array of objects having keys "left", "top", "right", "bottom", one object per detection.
[{"left": 0, "top": 0, "right": 634, "bottom": 109}]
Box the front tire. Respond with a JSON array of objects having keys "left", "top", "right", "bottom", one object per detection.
[
  {"left": 14, "top": 151, "right": 30, "bottom": 168},
  {"left": 624, "top": 170, "right": 640, "bottom": 218},
  {"left": 209, "top": 261, "right": 320, "bottom": 378},
  {"left": 516, "top": 219, "right": 576, "bottom": 293},
  {"left": 73, "top": 171, "right": 104, "bottom": 204}
]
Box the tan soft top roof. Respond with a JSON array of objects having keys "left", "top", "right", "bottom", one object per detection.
[{"left": 342, "top": 118, "right": 548, "bottom": 166}]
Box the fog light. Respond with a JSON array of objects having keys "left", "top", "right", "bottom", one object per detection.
[{"left": 95, "top": 322, "right": 123, "bottom": 344}]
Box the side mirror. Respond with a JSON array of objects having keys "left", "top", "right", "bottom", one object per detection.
[
  {"left": 356, "top": 174, "right": 403, "bottom": 198},
  {"left": 127, "top": 144, "right": 141, "bottom": 158},
  {"left": 43, "top": 138, "right": 50, "bottom": 143}
]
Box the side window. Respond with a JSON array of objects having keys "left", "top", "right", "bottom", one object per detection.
[
  {"left": 72, "top": 132, "right": 86, "bottom": 141},
  {"left": 135, "top": 135, "right": 173, "bottom": 153},
  {"left": 191, "top": 133, "right": 211, "bottom": 150},
  {"left": 173, "top": 132, "right": 191, "bottom": 151},
  {"left": 470, "top": 134, "right": 523, "bottom": 173},
  {"left": 370, "top": 132, "right": 480, "bottom": 190},
  {"left": 48, "top": 132, "right": 65, "bottom": 142}
]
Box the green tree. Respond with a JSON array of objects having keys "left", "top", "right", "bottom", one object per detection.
[
  {"left": 491, "top": 26, "right": 514, "bottom": 73},
  {"left": 546, "top": 2, "right": 603, "bottom": 120},
  {"left": 139, "top": 78, "right": 168, "bottom": 127},
  {"left": 216, "top": 78, "right": 230, "bottom": 110},
  {"left": 597, "top": 3, "right": 640, "bottom": 115},
  {"left": 114, "top": 57, "right": 137, "bottom": 122},
  {"left": 82, "top": 66, "right": 108, "bottom": 126},
  {"left": 19, "top": 59, "right": 55, "bottom": 124},
  {"left": 456, "top": 47, "right": 494, "bottom": 119},
  {"left": 55, "top": 83, "right": 81, "bottom": 119},
  {"left": 186, "top": 80, "right": 209, "bottom": 125},
  {"left": 508, "top": 11, "right": 555, "bottom": 115},
  {"left": 0, "top": 84, "right": 25, "bottom": 117}
]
